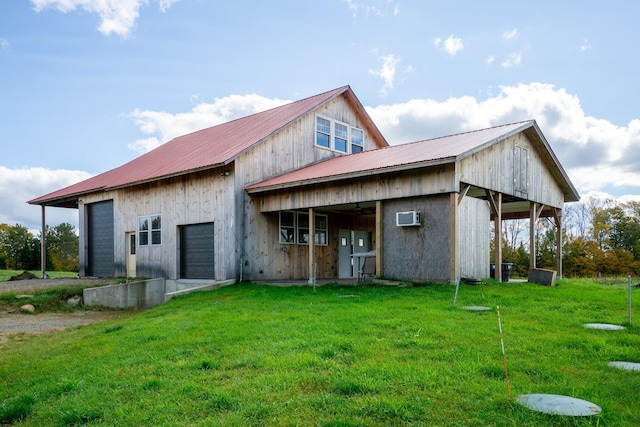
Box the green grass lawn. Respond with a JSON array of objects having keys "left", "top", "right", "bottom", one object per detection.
[{"left": 1, "top": 279, "right": 639, "bottom": 426}]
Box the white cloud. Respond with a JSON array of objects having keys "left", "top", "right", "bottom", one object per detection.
[
  {"left": 580, "top": 38, "right": 592, "bottom": 51},
  {"left": 127, "top": 83, "right": 640, "bottom": 198},
  {"left": 30, "top": 0, "right": 179, "bottom": 38},
  {"left": 501, "top": 51, "right": 522, "bottom": 67},
  {"left": 365, "top": 82, "right": 640, "bottom": 197},
  {"left": 486, "top": 55, "right": 495, "bottom": 65},
  {"left": 0, "top": 38, "right": 9, "bottom": 50},
  {"left": 369, "top": 53, "right": 400, "bottom": 97},
  {"left": 0, "top": 167, "right": 92, "bottom": 231},
  {"left": 434, "top": 35, "right": 464, "bottom": 56},
  {"left": 128, "top": 93, "right": 290, "bottom": 153},
  {"left": 343, "top": 0, "right": 399, "bottom": 17},
  {"left": 503, "top": 29, "right": 518, "bottom": 40},
  {"left": 343, "top": 0, "right": 358, "bottom": 17}
]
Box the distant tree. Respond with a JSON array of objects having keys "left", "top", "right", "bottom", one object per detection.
[
  {"left": 45, "top": 223, "right": 79, "bottom": 272},
  {"left": 563, "top": 236, "right": 596, "bottom": 277},
  {"left": 0, "top": 223, "right": 9, "bottom": 268},
  {"left": 535, "top": 224, "right": 557, "bottom": 270},
  {"left": 0, "top": 224, "right": 34, "bottom": 270},
  {"left": 608, "top": 205, "right": 640, "bottom": 260}
]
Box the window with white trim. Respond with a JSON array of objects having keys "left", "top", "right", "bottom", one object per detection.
[
  {"left": 139, "top": 214, "right": 162, "bottom": 246},
  {"left": 315, "top": 115, "right": 364, "bottom": 154},
  {"left": 351, "top": 128, "right": 364, "bottom": 153},
  {"left": 279, "top": 211, "right": 328, "bottom": 245}
]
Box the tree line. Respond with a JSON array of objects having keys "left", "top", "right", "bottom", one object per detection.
[
  {"left": 500, "top": 198, "right": 640, "bottom": 278},
  {"left": 0, "top": 223, "right": 79, "bottom": 272}
]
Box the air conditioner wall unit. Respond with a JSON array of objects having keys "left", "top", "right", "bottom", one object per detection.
[{"left": 396, "top": 211, "right": 421, "bottom": 227}]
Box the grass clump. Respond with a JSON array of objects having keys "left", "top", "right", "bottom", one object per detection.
[
  {"left": 0, "top": 394, "right": 36, "bottom": 424},
  {"left": 0, "top": 279, "right": 638, "bottom": 425}
]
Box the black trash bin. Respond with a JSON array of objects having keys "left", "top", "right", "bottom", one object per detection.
[
  {"left": 490, "top": 263, "right": 495, "bottom": 279},
  {"left": 501, "top": 263, "right": 513, "bottom": 282}
]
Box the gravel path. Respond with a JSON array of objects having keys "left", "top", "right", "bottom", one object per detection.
[{"left": 0, "top": 277, "right": 135, "bottom": 347}]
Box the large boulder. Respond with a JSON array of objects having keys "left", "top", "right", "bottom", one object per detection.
[{"left": 20, "top": 304, "right": 36, "bottom": 313}]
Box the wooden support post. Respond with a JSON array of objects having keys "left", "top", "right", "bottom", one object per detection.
[
  {"left": 486, "top": 190, "right": 502, "bottom": 281},
  {"left": 308, "top": 207, "right": 315, "bottom": 285},
  {"left": 40, "top": 205, "right": 46, "bottom": 279},
  {"left": 529, "top": 202, "right": 537, "bottom": 269},
  {"left": 375, "top": 200, "right": 383, "bottom": 278},
  {"left": 553, "top": 208, "right": 563, "bottom": 279},
  {"left": 494, "top": 193, "right": 502, "bottom": 281}
]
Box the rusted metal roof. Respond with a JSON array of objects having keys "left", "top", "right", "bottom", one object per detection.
[
  {"left": 29, "top": 86, "right": 363, "bottom": 206},
  {"left": 246, "top": 121, "right": 534, "bottom": 192}
]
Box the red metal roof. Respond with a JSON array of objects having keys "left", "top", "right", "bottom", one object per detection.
[
  {"left": 246, "top": 121, "right": 533, "bottom": 192},
  {"left": 29, "top": 86, "right": 356, "bottom": 206}
]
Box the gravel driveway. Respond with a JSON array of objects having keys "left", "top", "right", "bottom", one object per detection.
[{"left": 0, "top": 277, "right": 134, "bottom": 347}]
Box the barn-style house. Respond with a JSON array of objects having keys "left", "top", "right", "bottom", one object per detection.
[{"left": 29, "top": 86, "right": 579, "bottom": 292}]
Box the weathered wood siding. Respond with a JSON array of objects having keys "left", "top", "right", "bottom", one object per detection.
[
  {"left": 242, "top": 211, "right": 376, "bottom": 281},
  {"left": 253, "top": 165, "right": 457, "bottom": 213},
  {"left": 236, "top": 94, "right": 382, "bottom": 280},
  {"left": 457, "top": 196, "right": 490, "bottom": 278},
  {"left": 79, "top": 168, "right": 236, "bottom": 280},
  {"left": 383, "top": 195, "right": 451, "bottom": 282},
  {"left": 458, "top": 133, "right": 564, "bottom": 208}
]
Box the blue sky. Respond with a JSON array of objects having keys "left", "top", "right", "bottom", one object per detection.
[{"left": 1, "top": 0, "right": 639, "bottom": 231}]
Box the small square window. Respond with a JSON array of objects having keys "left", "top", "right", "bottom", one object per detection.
[
  {"left": 335, "top": 123, "right": 348, "bottom": 153},
  {"left": 151, "top": 214, "right": 162, "bottom": 245},
  {"left": 138, "top": 217, "right": 149, "bottom": 246},
  {"left": 279, "top": 212, "right": 328, "bottom": 246},
  {"left": 279, "top": 211, "right": 296, "bottom": 244}
]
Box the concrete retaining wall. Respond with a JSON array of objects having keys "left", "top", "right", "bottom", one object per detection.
[{"left": 83, "top": 278, "right": 165, "bottom": 309}]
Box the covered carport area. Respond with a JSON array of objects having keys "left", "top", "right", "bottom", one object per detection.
[{"left": 461, "top": 184, "right": 566, "bottom": 281}]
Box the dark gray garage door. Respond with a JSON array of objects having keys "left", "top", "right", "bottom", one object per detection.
[
  {"left": 180, "top": 222, "right": 215, "bottom": 279},
  {"left": 87, "top": 200, "right": 114, "bottom": 277}
]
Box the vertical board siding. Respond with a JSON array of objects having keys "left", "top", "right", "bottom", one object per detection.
[
  {"left": 242, "top": 210, "right": 375, "bottom": 281},
  {"left": 253, "top": 165, "right": 457, "bottom": 213},
  {"left": 237, "top": 94, "right": 381, "bottom": 281},
  {"left": 457, "top": 196, "right": 490, "bottom": 278},
  {"left": 81, "top": 168, "right": 235, "bottom": 281},
  {"left": 459, "top": 134, "right": 564, "bottom": 207}
]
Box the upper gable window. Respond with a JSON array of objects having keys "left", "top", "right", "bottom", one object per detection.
[
  {"left": 315, "top": 115, "right": 364, "bottom": 154},
  {"left": 316, "top": 117, "right": 331, "bottom": 148},
  {"left": 351, "top": 128, "right": 364, "bottom": 153}
]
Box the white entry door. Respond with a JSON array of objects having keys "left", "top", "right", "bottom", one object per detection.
[
  {"left": 338, "top": 229, "right": 372, "bottom": 278},
  {"left": 125, "top": 232, "right": 136, "bottom": 278}
]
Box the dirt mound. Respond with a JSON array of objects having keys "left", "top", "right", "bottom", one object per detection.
[{"left": 9, "top": 271, "right": 39, "bottom": 281}]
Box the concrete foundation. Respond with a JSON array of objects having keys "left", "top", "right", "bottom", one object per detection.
[
  {"left": 83, "top": 279, "right": 165, "bottom": 309},
  {"left": 83, "top": 278, "right": 236, "bottom": 309}
]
